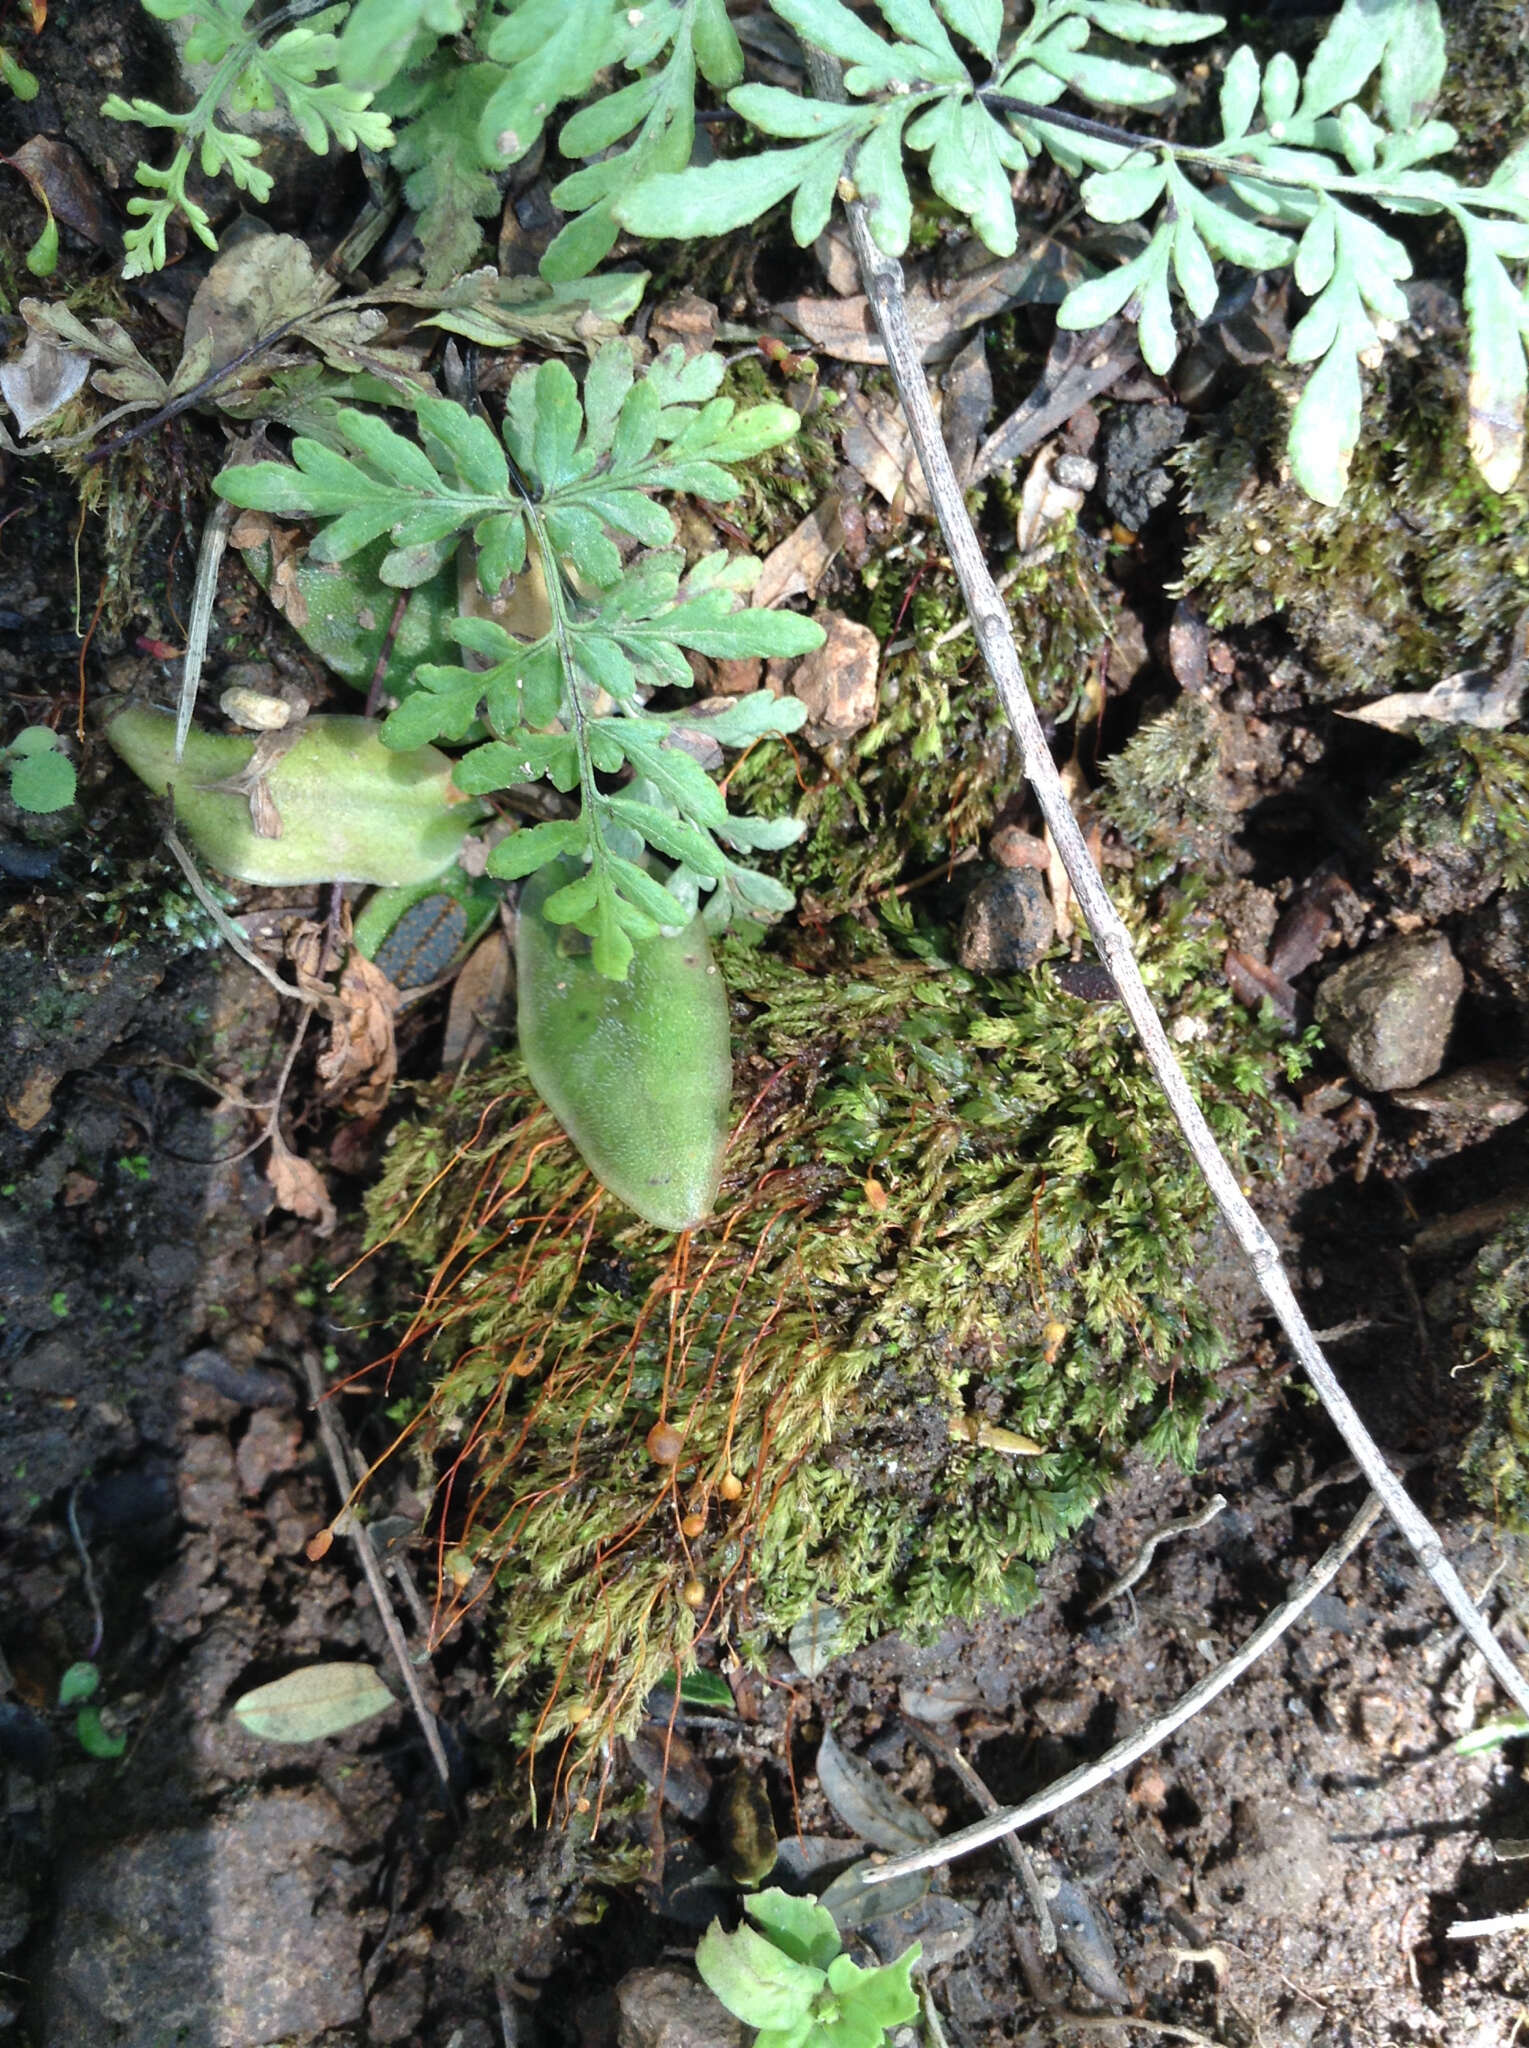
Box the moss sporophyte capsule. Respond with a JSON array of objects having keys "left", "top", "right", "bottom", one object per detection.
[{"left": 515, "top": 859, "right": 733, "bottom": 1233}]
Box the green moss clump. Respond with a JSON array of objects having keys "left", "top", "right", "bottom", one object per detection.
[
  {"left": 1177, "top": 358, "right": 1529, "bottom": 701},
  {"left": 1371, "top": 731, "right": 1529, "bottom": 910},
  {"left": 727, "top": 533, "right": 1116, "bottom": 917},
  {"left": 366, "top": 897, "right": 1287, "bottom": 1750},
  {"left": 1438, "top": 0, "right": 1529, "bottom": 177},
  {"left": 1100, "top": 697, "right": 1231, "bottom": 885},
  {"left": 1461, "top": 1211, "right": 1529, "bottom": 1526}
]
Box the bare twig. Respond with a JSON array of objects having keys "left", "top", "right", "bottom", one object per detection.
[
  {"left": 1446, "top": 1911, "right": 1529, "bottom": 1940},
  {"left": 1046, "top": 2017, "right": 1225, "bottom": 2048},
  {"left": 300, "top": 1349, "right": 456, "bottom": 1806},
  {"left": 861, "top": 1494, "right": 1383, "bottom": 1886},
  {"left": 804, "top": 41, "right": 1529, "bottom": 1724},
  {"left": 1086, "top": 1494, "right": 1227, "bottom": 1616},
  {"left": 903, "top": 1716, "right": 1058, "bottom": 1951}
]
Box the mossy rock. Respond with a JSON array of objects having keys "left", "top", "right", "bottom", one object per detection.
[
  {"left": 365, "top": 898, "right": 1290, "bottom": 1751},
  {"left": 1177, "top": 355, "right": 1529, "bottom": 702}
]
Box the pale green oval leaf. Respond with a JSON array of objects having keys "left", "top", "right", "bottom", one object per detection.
[
  {"left": 232, "top": 1662, "right": 397, "bottom": 1743},
  {"left": 10, "top": 746, "right": 76, "bottom": 813}
]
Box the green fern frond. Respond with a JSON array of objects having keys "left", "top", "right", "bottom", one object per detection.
[
  {"left": 103, "top": 0, "right": 391, "bottom": 278},
  {"left": 215, "top": 344, "right": 823, "bottom": 978}
]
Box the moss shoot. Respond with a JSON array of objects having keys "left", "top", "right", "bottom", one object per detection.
[{"left": 1463, "top": 1211, "right": 1529, "bottom": 1527}]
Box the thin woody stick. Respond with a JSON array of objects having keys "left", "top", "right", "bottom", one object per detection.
[{"left": 801, "top": 44, "right": 1529, "bottom": 1722}]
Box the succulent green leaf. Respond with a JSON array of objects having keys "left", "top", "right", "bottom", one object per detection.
[
  {"left": 6, "top": 728, "right": 75, "bottom": 812},
  {"left": 516, "top": 859, "right": 733, "bottom": 1230},
  {"left": 106, "top": 708, "right": 484, "bottom": 886},
  {"left": 74, "top": 1707, "right": 127, "bottom": 1761},
  {"left": 58, "top": 1661, "right": 101, "bottom": 1707}
]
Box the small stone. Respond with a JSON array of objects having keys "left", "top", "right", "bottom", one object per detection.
[
  {"left": 713, "top": 656, "right": 762, "bottom": 695},
  {"left": 788, "top": 611, "right": 880, "bottom": 739},
  {"left": 1029, "top": 1687, "right": 1093, "bottom": 1739},
  {"left": 958, "top": 869, "right": 1056, "bottom": 973},
  {"left": 1391, "top": 1061, "right": 1527, "bottom": 1127},
  {"left": 991, "top": 824, "right": 1049, "bottom": 871},
  {"left": 235, "top": 1408, "right": 304, "bottom": 1497},
  {"left": 1314, "top": 932, "right": 1464, "bottom": 1092},
  {"left": 617, "top": 1965, "right": 744, "bottom": 2048}
]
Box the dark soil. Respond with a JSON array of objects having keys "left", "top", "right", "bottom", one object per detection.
[{"left": 3, "top": 5, "right": 1529, "bottom": 2046}]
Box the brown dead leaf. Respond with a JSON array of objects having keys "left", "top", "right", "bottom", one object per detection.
[
  {"left": 942, "top": 331, "right": 993, "bottom": 489},
  {"left": 970, "top": 321, "right": 1135, "bottom": 486},
  {"left": 1015, "top": 440, "right": 1089, "bottom": 561},
  {"left": 266, "top": 1138, "right": 337, "bottom": 1235},
  {"left": 228, "top": 510, "right": 309, "bottom": 632},
  {"left": 317, "top": 950, "right": 399, "bottom": 1115},
  {"left": 840, "top": 389, "right": 930, "bottom": 516},
  {"left": 787, "top": 611, "right": 880, "bottom": 741},
  {"left": 0, "top": 328, "right": 89, "bottom": 436},
  {"left": 780, "top": 237, "right": 1085, "bottom": 365},
  {"left": 754, "top": 495, "right": 847, "bottom": 609},
  {"left": 441, "top": 928, "right": 511, "bottom": 1070},
  {"left": 650, "top": 292, "right": 719, "bottom": 357},
  {"left": 286, "top": 916, "right": 336, "bottom": 993},
  {"left": 6, "top": 136, "right": 119, "bottom": 252},
  {"left": 183, "top": 232, "right": 334, "bottom": 378}
]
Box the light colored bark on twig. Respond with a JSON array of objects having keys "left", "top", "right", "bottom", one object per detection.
[{"left": 804, "top": 41, "right": 1529, "bottom": 1725}]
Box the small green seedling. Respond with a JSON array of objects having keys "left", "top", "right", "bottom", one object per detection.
[
  {"left": 4, "top": 726, "right": 75, "bottom": 814},
  {"left": 696, "top": 1888, "right": 920, "bottom": 2048},
  {"left": 1455, "top": 1711, "right": 1529, "bottom": 1756},
  {"left": 59, "top": 1661, "right": 126, "bottom": 1760}
]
